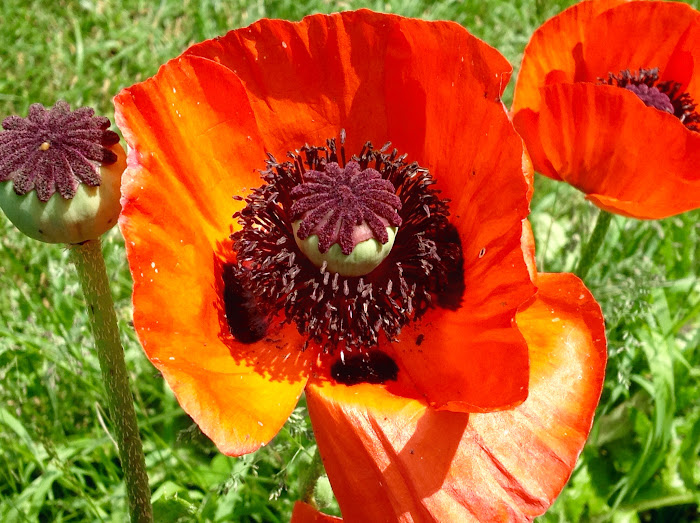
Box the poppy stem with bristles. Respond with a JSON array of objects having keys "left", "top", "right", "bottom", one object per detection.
[
  {"left": 70, "top": 239, "right": 153, "bottom": 523},
  {"left": 576, "top": 209, "right": 613, "bottom": 280},
  {"left": 300, "top": 445, "right": 326, "bottom": 507}
]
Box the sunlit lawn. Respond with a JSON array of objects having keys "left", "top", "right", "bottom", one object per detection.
[{"left": 0, "top": 0, "right": 698, "bottom": 521}]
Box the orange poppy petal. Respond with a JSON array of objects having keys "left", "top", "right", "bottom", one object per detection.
[
  {"left": 114, "top": 55, "right": 313, "bottom": 455},
  {"left": 667, "top": 15, "right": 700, "bottom": 103},
  {"left": 306, "top": 272, "right": 605, "bottom": 522},
  {"left": 380, "top": 18, "right": 515, "bottom": 209},
  {"left": 521, "top": 219, "right": 538, "bottom": 284},
  {"left": 375, "top": 36, "right": 535, "bottom": 411},
  {"left": 382, "top": 37, "right": 529, "bottom": 271},
  {"left": 521, "top": 145, "right": 535, "bottom": 201},
  {"left": 537, "top": 82, "right": 700, "bottom": 218},
  {"left": 378, "top": 179, "right": 533, "bottom": 409},
  {"left": 291, "top": 502, "right": 342, "bottom": 523},
  {"left": 184, "top": 11, "right": 390, "bottom": 157},
  {"left": 512, "top": 0, "right": 631, "bottom": 114},
  {"left": 185, "top": 11, "right": 512, "bottom": 162},
  {"left": 511, "top": 108, "right": 561, "bottom": 180},
  {"left": 383, "top": 303, "right": 530, "bottom": 412},
  {"left": 580, "top": 1, "right": 699, "bottom": 83}
]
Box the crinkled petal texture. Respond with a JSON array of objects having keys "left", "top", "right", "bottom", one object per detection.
[
  {"left": 512, "top": 0, "right": 700, "bottom": 218},
  {"left": 115, "top": 6, "right": 537, "bottom": 455},
  {"left": 307, "top": 273, "right": 606, "bottom": 522}
]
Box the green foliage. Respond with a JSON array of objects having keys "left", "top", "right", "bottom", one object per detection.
[
  {"left": 1, "top": 0, "right": 699, "bottom": 521},
  {"left": 532, "top": 179, "right": 700, "bottom": 522}
]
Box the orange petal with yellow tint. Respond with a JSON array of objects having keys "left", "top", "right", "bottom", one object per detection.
[
  {"left": 512, "top": 0, "right": 631, "bottom": 114},
  {"left": 537, "top": 82, "right": 700, "bottom": 219},
  {"left": 306, "top": 273, "right": 606, "bottom": 522},
  {"left": 521, "top": 219, "right": 538, "bottom": 284},
  {"left": 521, "top": 146, "right": 535, "bottom": 201},
  {"left": 115, "top": 55, "right": 313, "bottom": 455},
  {"left": 520, "top": 152, "right": 538, "bottom": 283},
  {"left": 291, "top": 502, "right": 342, "bottom": 523}
]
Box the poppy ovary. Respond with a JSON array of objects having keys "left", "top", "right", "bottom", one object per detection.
[
  {"left": 290, "top": 160, "right": 403, "bottom": 277},
  {"left": 0, "top": 101, "right": 125, "bottom": 244}
]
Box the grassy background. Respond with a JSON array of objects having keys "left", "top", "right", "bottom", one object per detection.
[{"left": 1, "top": 0, "right": 699, "bottom": 521}]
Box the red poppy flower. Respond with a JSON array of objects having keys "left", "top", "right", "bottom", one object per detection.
[
  {"left": 512, "top": 0, "right": 700, "bottom": 219},
  {"left": 114, "top": 10, "right": 606, "bottom": 521}
]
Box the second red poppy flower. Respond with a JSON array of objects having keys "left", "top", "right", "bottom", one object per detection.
[{"left": 513, "top": 0, "right": 700, "bottom": 219}]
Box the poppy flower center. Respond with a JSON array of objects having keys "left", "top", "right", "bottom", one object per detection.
[
  {"left": 224, "top": 133, "right": 463, "bottom": 370},
  {"left": 601, "top": 68, "right": 700, "bottom": 132},
  {"left": 0, "top": 101, "right": 121, "bottom": 201}
]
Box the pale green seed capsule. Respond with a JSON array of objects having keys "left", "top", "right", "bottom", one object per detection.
[
  {"left": 0, "top": 143, "right": 125, "bottom": 244},
  {"left": 293, "top": 220, "right": 397, "bottom": 277}
]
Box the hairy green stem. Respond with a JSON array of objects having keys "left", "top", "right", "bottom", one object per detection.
[
  {"left": 70, "top": 239, "right": 153, "bottom": 522},
  {"left": 576, "top": 209, "right": 613, "bottom": 280},
  {"left": 300, "top": 445, "right": 326, "bottom": 506}
]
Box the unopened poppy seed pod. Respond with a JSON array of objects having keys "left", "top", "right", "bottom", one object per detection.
[{"left": 0, "top": 101, "right": 125, "bottom": 244}]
